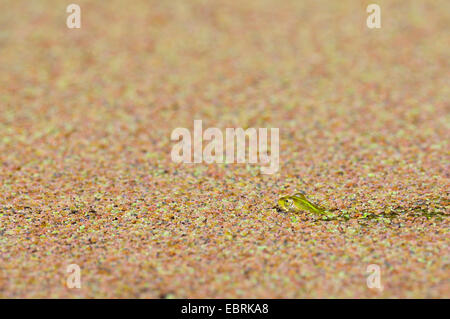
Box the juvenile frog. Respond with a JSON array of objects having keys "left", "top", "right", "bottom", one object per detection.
[{"left": 278, "top": 192, "right": 328, "bottom": 215}]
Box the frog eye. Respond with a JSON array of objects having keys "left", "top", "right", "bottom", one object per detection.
[{"left": 285, "top": 198, "right": 294, "bottom": 207}]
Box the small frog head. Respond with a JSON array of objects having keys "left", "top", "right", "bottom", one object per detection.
[{"left": 277, "top": 196, "right": 295, "bottom": 212}]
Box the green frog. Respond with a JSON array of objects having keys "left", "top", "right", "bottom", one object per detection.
[{"left": 278, "top": 192, "right": 329, "bottom": 216}]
